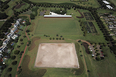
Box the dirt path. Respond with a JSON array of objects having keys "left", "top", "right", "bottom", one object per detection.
[
  {"left": 25, "top": 26, "right": 30, "bottom": 40},
  {"left": 76, "top": 39, "right": 91, "bottom": 45},
  {"left": 15, "top": 26, "right": 30, "bottom": 77},
  {"left": 79, "top": 43, "right": 89, "bottom": 77}
]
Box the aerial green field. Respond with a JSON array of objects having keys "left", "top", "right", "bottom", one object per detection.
[
  {"left": 34, "top": 18, "right": 82, "bottom": 35},
  {"left": 19, "top": 39, "right": 87, "bottom": 77}
]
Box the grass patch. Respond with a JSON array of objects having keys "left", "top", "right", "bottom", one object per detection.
[
  {"left": 34, "top": 18, "right": 82, "bottom": 35},
  {"left": 19, "top": 55, "right": 47, "bottom": 77}
]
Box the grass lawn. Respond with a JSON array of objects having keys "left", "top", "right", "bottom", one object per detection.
[
  {"left": 0, "top": 21, "right": 5, "bottom": 27},
  {"left": 19, "top": 39, "right": 87, "bottom": 77},
  {"left": 97, "top": 9, "right": 116, "bottom": 16},
  {"left": 28, "top": 8, "right": 106, "bottom": 43},
  {"left": 110, "top": 0, "right": 116, "bottom": 6},
  {"left": 34, "top": 18, "right": 82, "bottom": 35}
]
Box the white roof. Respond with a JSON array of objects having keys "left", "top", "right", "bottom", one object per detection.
[
  {"left": 103, "top": 1, "right": 110, "bottom": 4},
  {"left": 44, "top": 15, "right": 72, "bottom": 17},
  {"left": 44, "top": 12, "right": 72, "bottom": 17},
  {"left": 106, "top": 5, "right": 113, "bottom": 9},
  {"left": 12, "top": 35, "right": 18, "bottom": 40}
]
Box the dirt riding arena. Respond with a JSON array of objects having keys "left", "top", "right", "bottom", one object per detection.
[{"left": 35, "top": 43, "right": 79, "bottom": 68}]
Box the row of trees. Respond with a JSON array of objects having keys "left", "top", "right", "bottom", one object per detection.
[
  {"left": 0, "top": 16, "right": 15, "bottom": 38},
  {"left": 0, "top": 0, "right": 10, "bottom": 11},
  {"left": 0, "top": 12, "right": 8, "bottom": 19}
]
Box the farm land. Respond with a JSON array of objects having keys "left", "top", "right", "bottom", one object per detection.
[{"left": 0, "top": 0, "right": 116, "bottom": 77}]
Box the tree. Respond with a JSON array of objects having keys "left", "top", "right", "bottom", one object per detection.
[
  {"left": 11, "top": 55, "right": 16, "bottom": 60},
  {"left": 26, "top": 30, "right": 30, "bottom": 33},
  {"left": 56, "top": 34, "right": 58, "bottom": 37},
  {"left": 14, "top": 50, "right": 20, "bottom": 55},
  {"left": 49, "top": 38, "right": 52, "bottom": 40},
  {"left": 17, "top": 45, "right": 20, "bottom": 48},
  {"left": 12, "top": 61, "right": 17, "bottom": 65},
  {"left": 26, "top": 20, "right": 31, "bottom": 25},
  {"left": 20, "top": 39, "right": 23, "bottom": 41},
  {"left": 96, "top": 56, "right": 101, "bottom": 61},
  {"left": 8, "top": 74, "right": 12, "bottom": 77},
  {"left": 30, "top": 13, "right": 35, "bottom": 19},
  {"left": 7, "top": 67, "right": 12, "bottom": 72},
  {"left": 0, "top": 12, "right": 8, "bottom": 19},
  {"left": 62, "top": 38, "right": 64, "bottom": 40}
]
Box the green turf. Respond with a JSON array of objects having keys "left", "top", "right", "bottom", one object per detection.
[{"left": 34, "top": 18, "right": 83, "bottom": 35}]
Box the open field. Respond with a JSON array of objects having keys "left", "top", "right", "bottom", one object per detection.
[
  {"left": 35, "top": 43, "right": 79, "bottom": 68},
  {"left": 34, "top": 18, "right": 82, "bottom": 35},
  {"left": 27, "top": 8, "right": 107, "bottom": 43}
]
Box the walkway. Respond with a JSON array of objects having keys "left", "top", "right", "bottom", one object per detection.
[
  {"left": 76, "top": 39, "right": 91, "bottom": 45},
  {"left": 79, "top": 43, "right": 89, "bottom": 77},
  {"left": 15, "top": 26, "right": 30, "bottom": 77}
]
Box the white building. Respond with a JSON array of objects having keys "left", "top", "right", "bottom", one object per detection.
[
  {"left": 14, "top": 23, "right": 18, "bottom": 28},
  {"left": 0, "top": 45, "right": 6, "bottom": 53},
  {"left": 103, "top": 1, "right": 110, "bottom": 4},
  {"left": 10, "top": 27, "right": 17, "bottom": 33},
  {"left": 12, "top": 35, "right": 18, "bottom": 40},
  {"left": 3, "top": 39, "right": 10, "bottom": 46},
  {"left": 7, "top": 33, "right": 14, "bottom": 39},
  {"left": 44, "top": 12, "right": 72, "bottom": 18},
  {"left": 16, "top": 19, "right": 21, "bottom": 25},
  {"left": 106, "top": 5, "right": 113, "bottom": 9}
]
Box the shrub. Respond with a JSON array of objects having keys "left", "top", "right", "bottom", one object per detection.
[
  {"left": 11, "top": 55, "right": 16, "bottom": 60},
  {"left": 8, "top": 74, "right": 12, "bottom": 77},
  {"left": 7, "top": 67, "right": 12, "bottom": 72},
  {"left": 14, "top": 50, "right": 20, "bottom": 55},
  {"left": 12, "top": 61, "right": 17, "bottom": 65},
  {"left": 96, "top": 56, "right": 101, "bottom": 61}
]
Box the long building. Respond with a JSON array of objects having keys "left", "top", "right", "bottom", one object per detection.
[{"left": 44, "top": 12, "right": 72, "bottom": 18}]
